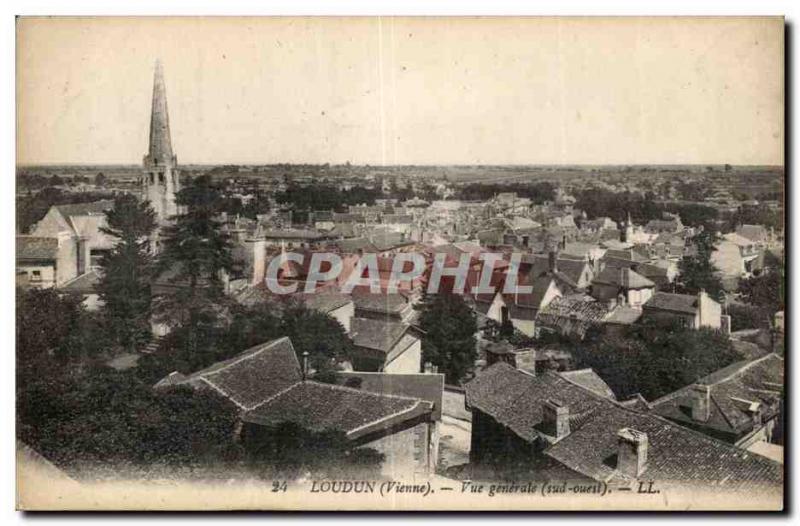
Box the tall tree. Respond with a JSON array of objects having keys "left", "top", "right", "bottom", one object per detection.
[
  {"left": 97, "top": 194, "right": 157, "bottom": 352},
  {"left": 417, "top": 293, "right": 477, "bottom": 384},
  {"left": 154, "top": 175, "right": 234, "bottom": 355}
]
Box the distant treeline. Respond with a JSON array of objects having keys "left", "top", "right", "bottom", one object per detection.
[
  {"left": 17, "top": 187, "right": 117, "bottom": 233},
  {"left": 454, "top": 182, "right": 556, "bottom": 204},
  {"left": 275, "top": 183, "right": 383, "bottom": 215}
]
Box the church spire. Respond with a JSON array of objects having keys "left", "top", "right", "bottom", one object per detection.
[{"left": 147, "top": 59, "right": 174, "bottom": 164}]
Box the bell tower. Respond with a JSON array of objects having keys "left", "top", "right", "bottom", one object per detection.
[{"left": 142, "top": 59, "right": 180, "bottom": 226}]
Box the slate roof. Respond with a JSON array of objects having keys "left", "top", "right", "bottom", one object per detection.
[
  {"left": 335, "top": 237, "right": 379, "bottom": 254},
  {"left": 241, "top": 381, "right": 431, "bottom": 440},
  {"left": 353, "top": 293, "right": 409, "bottom": 315},
  {"left": 155, "top": 337, "right": 303, "bottom": 410},
  {"left": 737, "top": 224, "right": 769, "bottom": 243},
  {"left": 604, "top": 248, "right": 649, "bottom": 263},
  {"left": 593, "top": 267, "right": 655, "bottom": 289},
  {"left": 650, "top": 354, "right": 784, "bottom": 439},
  {"left": 466, "top": 364, "right": 783, "bottom": 487},
  {"left": 350, "top": 317, "right": 411, "bottom": 354},
  {"left": 61, "top": 269, "right": 102, "bottom": 294},
  {"left": 300, "top": 289, "right": 353, "bottom": 314},
  {"left": 558, "top": 369, "right": 617, "bottom": 400},
  {"left": 643, "top": 292, "right": 700, "bottom": 315},
  {"left": 54, "top": 200, "right": 114, "bottom": 218},
  {"left": 16, "top": 236, "right": 58, "bottom": 261},
  {"left": 335, "top": 371, "right": 445, "bottom": 421}
]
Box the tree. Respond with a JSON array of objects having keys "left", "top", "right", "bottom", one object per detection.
[
  {"left": 738, "top": 264, "right": 785, "bottom": 313},
  {"left": 154, "top": 175, "right": 234, "bottom": 354},
  {"left": 676, "top": 230, "right": 725, "bottom": 301},
  {"left": 94, "top": 172, "right": 108, "bottom": 187},
  {"left": 97, "top": 194, "right": 157, "bottom": 352},
  {"left": 417, "top": 293, "right": 477, "bottom": 383},
  {"left": 17, "top": 364, "right": 242, "bottom": 479},
  {"left": 560, "top": 320, "right": 742, "bottom": 400}
]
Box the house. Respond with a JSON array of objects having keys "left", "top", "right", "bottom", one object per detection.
[
  {"left": 155, "top": 337, "right": 440, "bottom": 477},
  {"left": 353, "top": 293, "right": 416, "bottom": 323},
  {"left": 736, "top": 224, "right": 769, "bottom": 245},
  {"left": 642, "top": 291, "right": 725, "bottom": 331},
  {"left": 350, "top": 317, "right": 422, "bottom": 373},
  {"left": 712, "top": 233, "right": 763, "bottom": 290},
  {"left": 590, "top": 267, "right": 655, "bottom": 308},
  {"left": 16, "top": 236, "right": 66, "bottom": 288},
  {"left": 464, "top": 363, "right": 782, "bottom": 490},
  {"left": 300, "top": 289, "right": 355, "bottom": 333},
  {"left": 30, "top": 200, "right": 116, "bottom": 271},
  {"left": 650, "top": 353, "right": 783, "bottom": 449}
]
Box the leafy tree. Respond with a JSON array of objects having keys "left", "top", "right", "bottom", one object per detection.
[
  {"left": 738, "top": 263, "right": 785, "bottom": 314},
  {"left": 17, "top": 365, "right": 242, "bottom": 479},
  {"left": 417, "top": 293, "right": 477, "bottom": 383},
  {"left": 676, "top": 230, "right": 725, "bottom": 301},
  {"left": 97, "top": 194, "right": 157, "bottom": 352},
  {"left": 94, "top": 172, "right": 108, "bottom": 187},
  {"left": 559, "top": 320, "right": 742, "bottom": 400}
]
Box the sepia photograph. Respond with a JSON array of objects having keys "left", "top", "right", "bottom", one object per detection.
[{"left": 14, "top": 15, "right": 785, "bottom": 511}]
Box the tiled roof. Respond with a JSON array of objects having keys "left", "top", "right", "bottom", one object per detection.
[
  {"left": 241, "top": 381, "right": 431, "bottom": 439},
  {"left": 350, "top": 317, "right": 410, "bottom": 354},
  {"left": 16, "top": 236, "right": 58, "bottom": 260},
  {"left": 535, "top": 295, "right": 610, "bottom": 338},
  {"left": 643, "top": 292, "right": 699, "bottom": 315},
  {"left": 156, "top": 337, "right": 302, "bottom": 410},
  {"left": 335, "top": 371, "right": 445, "bottom": 421},
  {"left": 465, "top": 364, "right": 608, "bottom": 443},
  {"left": 604, "top": 248, "right": 649, "bottom": 263},
  {"left": 651, "top": 354, "right": 784, "bottom": 438},
  {"left": 467, "top": 364, "right": 782, "bottom": 487}
]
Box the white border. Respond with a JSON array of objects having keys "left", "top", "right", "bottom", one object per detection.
[{"left": 3, "top": 1, "right": 796, "bottom": 524}]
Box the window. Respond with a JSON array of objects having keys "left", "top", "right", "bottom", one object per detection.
[
  {"left": 31, "top": 270, "right": 41, "bottom": 281},
  {"left": 149, "top": 173, "right": 155, "bottom": 184},
  {"left": 158, "top": 172, "right": 165, "bottom": 184}
]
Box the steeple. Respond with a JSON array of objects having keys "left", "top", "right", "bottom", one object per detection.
[
  {"left": 147, "top": 59, "right": 174, "bottom": 165},
  {"left": 142, "top": 60, "right": 180, "bottom": 231}
]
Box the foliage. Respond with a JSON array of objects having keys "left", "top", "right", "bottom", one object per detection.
[
  {"left": 676, "top": 230, "right": 725, "bottom": 301},
  {"left": 727, "top": 303, "right": 772, "bottom": 332},
  {"left": 737, "top": 265, "right": 785, "bottom": 314},
  {"left": 416, "top": 293, "right": 477, "bottom": 383},
  {"left": 138, "top": 299, "right": 353, "bottom": 385},
  {"left": 97, "top": 194, "right": 158, "bottom": 351},
  {"left": 544, "top": 320, "right": 743, "bottom": 400},
  {"left": 455, "top": 182, "right": 556, "bottom": 204},
  {"left": 16, "top": 287, "right": 111, "bottom": 370},
  {"left": 17, "top": 365, "right": 242, "bottom": 479},
  {"left": 154, "top": 175, "right": 234, "bottom": 346},
  {"left": 276, "top": 182, "right": 383, "bottom": 216},
  {"left": 16, "top": 186, "right": 115, "bottom": 233}
]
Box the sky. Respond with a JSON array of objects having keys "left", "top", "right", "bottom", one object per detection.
[{"left": 17, "top": 17, "right": 784, "bottom": 166}]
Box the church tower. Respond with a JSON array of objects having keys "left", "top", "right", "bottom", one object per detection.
[{"left": 142, "top": 60, "right": 180, "bottom": 225}]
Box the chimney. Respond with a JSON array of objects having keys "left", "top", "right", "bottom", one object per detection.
[
  {"left": 690, "top": 383, "right": 711, "bottom": 422},
  {"left": 542, "top": 399, "right": 570, "bottom": 440},
  {"left": 697, "top": 289, "right": 707, "bottom": 326},
  {"left": 548, "top": 250, "right": 558, "bottom": 274},
  {"left": 617, "top": 428, "right": 648, "bottom": 478},
  {"left": 424, "top": 361, "right": 434, "bottom": 374},
  {"left": 302, "top": 351, "right": 309, "bottom": 381}
]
